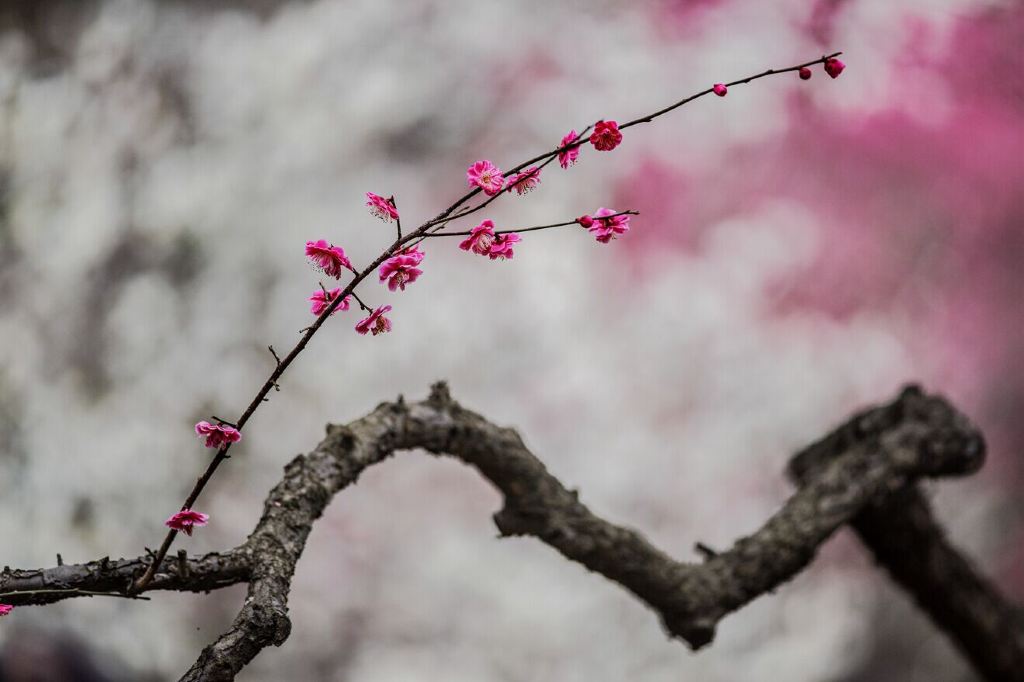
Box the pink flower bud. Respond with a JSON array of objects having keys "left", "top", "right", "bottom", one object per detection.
[
  {"left": 577, "top": 215, "right": 594, "bottom": 228},
  {"left": 824, "top": 58, "right": 845, "bottom": 79},
  {"left": 798, "top": 67, "right": 812, "bottom": 80},
  {"left": 712, "top": 83, "right": 727, "bottom": 97}
]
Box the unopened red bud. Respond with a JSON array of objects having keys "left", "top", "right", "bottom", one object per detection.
[{"left": 824, "top": 58, "right": 845, "bottom": 79}]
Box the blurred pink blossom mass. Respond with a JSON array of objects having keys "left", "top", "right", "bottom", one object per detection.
[
  {"left": 613, "top": 0, "right": 1024, "bottom": 600},
  {"left": 0, "top": 1, "right": 1020, "bottom": 680}
]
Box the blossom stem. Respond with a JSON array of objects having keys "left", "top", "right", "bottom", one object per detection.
[
  {"left": 420, "top": 52, "right": 841, "bottom": 232},
  {"left": 349, "top": 291, "right": 373, "bottom": 313},
  {"left": 619, "top": 52, "right": 842, "bottom": 130},
  {"left": 0, "top": 588, "right": 151, "bottom": 601},
  {"left": 420, "top": 210, "right": 639, "bottom": 238},
  {"left": 390, "top": 196, "right": 402, "bottom": 240}
]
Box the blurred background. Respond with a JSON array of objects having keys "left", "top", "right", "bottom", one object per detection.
[{"left": 0, "top": 0, "right": 1021, "bottom": 680}]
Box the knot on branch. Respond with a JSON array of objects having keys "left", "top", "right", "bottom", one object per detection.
[
  {"left": 252, "top": 602, "right": 292, "bottom": 647},
  {"left": 788, "top": 386, "right": 984, "bottom": 484},
  {"left": 427, "top": 380, "right": 453, "bottom": 409},
  {"left": 661, "top": 612, "right": 717, "bottom": 649}
]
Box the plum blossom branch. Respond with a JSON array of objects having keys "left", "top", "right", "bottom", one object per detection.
[
  {"left": 619, "top": 52, "right": 843, "bottom": 129},
  {"left": 131, "top": 51, "right": 847, "bottom": 594},
  {"left": 420, "top": 210, "right": 640, "bottom": 237}
]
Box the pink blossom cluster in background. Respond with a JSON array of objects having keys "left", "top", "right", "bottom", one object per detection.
[{"left": 618, "top": 0, "right": 1023, "bottom": 599}]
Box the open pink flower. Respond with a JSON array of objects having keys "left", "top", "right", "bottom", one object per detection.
[
  {"left": 799, "top": 66, "right": 812, "bottom": 80},
  {"left": 366, "top": 192, "right": 399, "bottom": 222},
  {"left": 459, "top": 220, "right": 496, "bottom": 256},
  {"left": 355, "top": 305, "right": 393, "bottom": 336},
  {"left": 713, "top": 83, "right": 728, "bottom": 96},
  {"left": 488, "top": 232, "right": 521, "bottom": 261},
  {"left": 379, "top": 253, "right": 423, "bottom": 292},
  {"left": 0, "top": 605, "right": 12, "bottom": 617},
  {"left": 824, "top": 57, "right": 845, "bottom": 79},
  {"left": 507, "top": 167, "right": 542, "bottom": 195},
  {"left": 466, "top": 160, "right": 505, "bottom": 196},
  {"left": 588, "top": 208, "right": 631, "bottom": 243},
  {"left": 589, "top": 120, "right": 622, "bottom": 151},
  {"left": 305, "top": 240, "right": 352, "bottom": 279},
  {"left": 558, "top": 130, "right": 581, "bottom": 169},
  {"left": 309, "top": 287, "right": 350, "bottom": 316},
  {"left": 165, "top": 509, "right": 210, "bottom": 536},
  {"left": 194, "top": 421, "right": 242, "bottom": 449}
]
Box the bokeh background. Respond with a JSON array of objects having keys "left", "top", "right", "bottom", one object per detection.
[{"left": 0, "top": 0, "right": 1021, "bottom": 680}]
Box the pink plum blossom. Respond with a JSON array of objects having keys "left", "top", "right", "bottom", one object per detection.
[
  {"left": 366, "top": 192, "right": 398, "bottom": 222},
  {"left": 466, "top": 160, "right": 505, "bottom": 196},
  {"left": 0, "top": 605, "right": 12, "bottom": 617},
  {"left": 558, "top": 130, "right": 581, "bottom": 169},
  {"left": 588, "top": 208, "right": 631, "bottom": 243},
  {"left": 577, "top": 214, "right": 595, "bottom": 228},
  {"left": 507, "top": 167, "right": 542, "bottom": 195},
  {"left": 589, "top": 120, "right": 622, "bottom": 151},
  {"left": 712, "top": 83, "right": 728, "bottom": 96},
  {"left": 165, "top": 509, "right": 210, "bottom": 536},
  {"left": 308, "top": 287, "right": 350, "bottom": 316},
  {"left": 488, "top": 232, "right": 521, "bottom": 261},
  {"left": 355, "top": 305, "right": 393, "bottom": 336},
  {"left": 824, "top": 57, "right": 845, "bottom": 79},
  {"left": 799, "top": 66, "right": 812, "bottom": 80},
  {"left": 305, "top": 240, "right": 352, "bottom": 279},
  {"left": 459, "top": 220, "right": 496, "bottom": 255},
  {"left": 398, "top": 244, "right": 425, "bottom": 264},
  {"left": 194, "top": 421, "right": 242, "bottom": 449},
  {"left": 379, "top": 253, "right": 424, "bottom": 292}
]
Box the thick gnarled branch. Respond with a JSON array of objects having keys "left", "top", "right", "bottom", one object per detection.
[
  {"left": 3, "top": 384, "right": 1018, "bottom": 682},
  {"left": 0, "top": 550, "right": 249, "bottom": 606},
  {"left": 790, "top": 386, "right": 1024, "bottom": 682}
]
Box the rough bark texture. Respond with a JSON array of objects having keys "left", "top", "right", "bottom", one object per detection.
[
  {"left": 2, "top": 383, "right": 1019, "bottom": 682},
  {"left": 0, "top": 550, "right": 249, "bottom": 605},
  {"left": 790, "top": 385, "right": 1024, "bottom": 682}
]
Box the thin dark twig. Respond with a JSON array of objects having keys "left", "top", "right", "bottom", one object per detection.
[
  {"left": 0, "top": 588, "right": 151, "bottom": 601},
  {"left": 419, "top": 210, "right": 639, "bottom": 238},
  {"left": 390, "top": 196, "right": 402, "bottom": 241},
  {"left": 349, "top": 291, "right": 373, "bottom": 313}
]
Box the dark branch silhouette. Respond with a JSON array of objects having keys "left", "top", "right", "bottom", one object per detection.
[{"left": 2, "top": 383, "right": 1019, "bottom": 681}]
